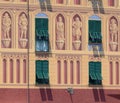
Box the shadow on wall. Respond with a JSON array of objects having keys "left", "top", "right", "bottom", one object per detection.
[
  {"left": 93, "top": 44, "right": 105, "bottom": 57},
  {"left": 39, "top": 88, "right": 53, "bottom": 101},
  {"left": 89, "top": 0, "right": 105, "bottom": 14},
  {"left": 38, "top": 0, "right": 52, "bottom": 11},
  {"left": 92, "top": 88, "right": 106, "bottom": 102},
  {"left": 108, "top": 94, "right": 120, "bottom": 100}
]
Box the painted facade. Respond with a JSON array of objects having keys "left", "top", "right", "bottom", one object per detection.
[{"left": 0, "top": 0, "right": 120, "bottom": 89}]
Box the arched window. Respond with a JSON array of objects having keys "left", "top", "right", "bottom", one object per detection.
[
  {"left": 35, "top": 13, "right": 49, "bottom": 52},
  {"left": 88, "top": 15, "right": 102, "bottom": 51},
  {"left": 88, "top": 15, "right": 102, "bottom": 44}
]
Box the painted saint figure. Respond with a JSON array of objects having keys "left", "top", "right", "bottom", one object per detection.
[
  {"left": 56, "top": 16, "right": 64, "bottom": 40},
  {"left": 2, "top": 13, "right": 11, "bottom": 39},
  {"left": 72, "top": 17, "right": 82, "bottom": 41},
  {"left": 19, "top": 14, "right": 28, "bottom": 39},
  {"left": 109, "top": 18, "right": 118, "bottom": 42}
]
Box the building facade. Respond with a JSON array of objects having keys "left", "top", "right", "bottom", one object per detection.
[{"left": 0, "top": 0, "right": 120, "bottom": 103}]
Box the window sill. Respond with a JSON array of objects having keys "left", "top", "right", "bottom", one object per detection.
[
  {"left": 89, "top": 43, "right": 102, "bottom": 44},
  {"left": 89, "top": 84, "right": 103, "bottom": 87},
  {"left": 35, "top": 51, "right": 51, "bottom": 54},
  {"left": 35, "top": 83, "right": 50, "bottom": 86}
]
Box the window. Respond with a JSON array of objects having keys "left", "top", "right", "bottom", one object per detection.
[
  {"left": 89, "top": 62, "right": 102, "bottom": 85},
  {"left": 108, "top": 0, "right": 114, "bottom": 6},
  {"left": 35, "top": 13, "right": 49, "bottom": 52},
  {"left": 36, "top": 60, "right": 49, "bottom": 84},
  {"left": 88, "top": 15, "right": 102, "bottom": 51},
  {"left": 89, "top": 20, "right": 102, "bottom": 43}
]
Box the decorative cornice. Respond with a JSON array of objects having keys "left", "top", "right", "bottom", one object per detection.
[
  {"left": 55, "top": 54, "right": 81, "bottom": 60},
  {"left": 0, "top": 3, "right": 28, "bottom": 10},
  {"left": 0, "top": 3, "right": 120, "bottom": 14},
  {"left": 108, "top": 56, "right": 120, "bottom": 61},
  {"left": 36, "top": 53, "right": 52, "bottom": 59},
  {"left": 89, "top": 55, "right": 101, "bottom": 61},
  {"left": 1, "top": 53, "right": 28, "bottom": 59}
]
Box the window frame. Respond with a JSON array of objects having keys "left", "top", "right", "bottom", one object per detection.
[
  {"left": 36, "top": 60, "right": 49, "bottom": 85},
  {"left": 35, "top": 16, "right": 49, "bottom": 52},
  {"left": 89, "top": 62, "right": 102, "bottom": 85}
]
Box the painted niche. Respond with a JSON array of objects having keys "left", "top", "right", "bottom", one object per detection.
[
  {"left": 57, "top": 0, "right": 63, "bottom": 4},
  {"left": 1, "top": 12, "right": 12, "bottom": 48},
  {"left": 109, "top": 17, "right": 118, "bottom": 51},
  {"left": 18, "top": 13, "right": 28, "bottom": 48},
  {"left": 56, "top": 14, "right": 65, "bottom": 50},
  {"left": 72, "top": 14, "right": 82, "bottom": 50},
  {"left": 74, "top": 0, "right": 81, "bottom": 4}
]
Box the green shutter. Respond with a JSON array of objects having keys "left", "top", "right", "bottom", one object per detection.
[
  {"left": 35, "top": 18, "right": 48, "bottom": 36},
  {"left": 36, "top": 72, "right": 43, "bottom": 79},
  {"left": 36, "top": 61, "right": 43, "bottom": 79},
  {"left": 96, "top": 21, "right": 101, "bottom": 43},
  {"left": 90, "top": 72, "right": 97, "bottom": 80},
  {"left": 89, "top": 62, "right": 95, "bottom": 71},
  {"left": 89, "top": 20, "right": 97, "bottom": 32},
  {"left": 89, "top": 21, "right": 96, "bottom": 43},
  {"left": 88, "top": 20, "right": 101, "bottom": 33},
  {"left": 89, "top": 20, "right": 102, "bottom": 43},
  {"left": 35, "top": 18, "right": 48, "bottom": 30},
  {"left": 95, "top": 62, "right": 102, "bottom": 80},
  {"left": 95, "top": 21, "right": 101, "bottom": 33},
  {"left": 43, "top": 61, "right": 49, "bottom": 79},
  {"left": 95, "top": 62, "right": 101, "bottom": 72},
  {"left": 96, "top": 73, "right": 102, "bottom": 80},
  {"left": 89, "top": 62, "right": 97, "bottom": 80}
]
